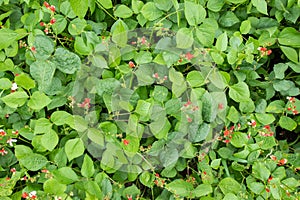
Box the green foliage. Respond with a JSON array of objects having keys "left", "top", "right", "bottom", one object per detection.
[{"left": 0, "top": 0, "right": 299, "bottom": 199}]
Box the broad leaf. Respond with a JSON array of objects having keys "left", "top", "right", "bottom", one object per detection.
[{"left": 65, "top": 138, "right": 85, "bottom": 161}]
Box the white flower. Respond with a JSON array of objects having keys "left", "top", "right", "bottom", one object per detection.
[
  {"left": 6, "top": 138, "right": 17, "bottom": 146},
  {"left": 11, "top": 83, "right": 18, "bottom": 91},
  {"left": 29, "top": 191, "right": 37, "bottom": 198}
]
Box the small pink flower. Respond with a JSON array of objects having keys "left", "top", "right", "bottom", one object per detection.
[
  {"left": 0, "top": 129, "right": 6, "bottom": 136},
  {"left": 0, "top": 148, "right": 8, "bottom": 156},
  {"left": 10, "top": 168, "right": 16, "bottom": 173},
  {"left": 128, "top": 61, "right": 135, "bottom": 68},
  {"left": 22, "top": 192, "right": 29, "bottom": 198},
  {"left": 187, "top": 117, "right": 192, "bottom": 123},
  {"left": 140, "top": 36, "right": 147, "bottom": 45},
  {"left": 153, "top": 73, "right": 159, "bottom": 79},
  {"left": 223, "top": 139, "right": 230, "bottom": 144},
  {"left": 185, "top": 52, "right": 194, "bottom": 60},
  {"left": 248, "top": 119, "right": 256, "bottom": 128},
  {"left": 218, "top": 103, "right": 224, "bottom": 110},
  {"left": 44, "top": 28, "right": 49, "bottom": 34},
  {"left": 6, "top": 138, "right": 17, "bottom": 146},
  {"left": 184, "top": 100, "right": 192, "bottom": 107},
  {"left": 278, "top": 158, "right": 287, "bottom": 166}
]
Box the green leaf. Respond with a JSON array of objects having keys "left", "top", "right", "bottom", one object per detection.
[
  {"left": 202, "top": 92, "right": 216, "bottom": 123},
  {"left": 65, "top": 138, "right": 85, "bottom": 161},
  {"left": 66, "top": 115, "right": 88, "bottom": 132},
  {"left": 15, "top": 145, "right": 48, "bottom": 171},
  {"left": 278, "top": 27, "right": 300, "bottom": 48},
  {"left": 114, "top": 5, "right": 133, "bottom": 18},
  {"left": 68, "top": 18, "right": 87, "bottom": 35},
  {"left": 27, "top": 91, "right": 51, "bottom": 110},
  {"left": 226, "top": 0, "right": 247, "bottom": 3},
  {"left": 19, "top": 153, "right": 48, "bottom": 171},
  {"left": 218, "top": 177, "right": 241, "bottom": 195},
  {"left": 154, "top": 0, "right": 172, "bottom": 11},
  {"left": 141, "top": 2, "right": 163, "bottom": 21},
  {"left": 41, "top": 129, "right": 59, "bottom": 151},
  {"left": 252, "top": 0, "right": 268, "bottom": 15},
  {"left": 217, "top": 147, "right": 233, "bottom": 159},
  {"left": 98, "top": 0, "right": 112, "bottom": 9},
  {"left": 70, "top": 0, "right": 88, "bottom": 19},
  {"left": 111, "top": 19, "right": 128, "bottom": 47},
  {"left": 266, "top": 100, "right": 285, "bottom": 113},
  {"left": 223, "top": 193, "right": 238, "bottom": 200},
  {"left": 192, "top": 184, "right": 213, "bottom": 197},
  {"left": 1, "top": 91, "right": 28, "bottom": 108},
  {"left": 81, "top": 154, "right": 95, "bottom": 178},
  {"left": 252, "top": 162, "right": 270, "bottom": 181},
  {"left": 135, "top": 100, "right": 151, "bottom": 117},
  {"left": 187, "top": 71, "right": 205, "bottom": 87},
  {"left": 33, "top": 35, "right": 55, "bottom": 60},
  {"left": 279, "top": 116, "right": 297, "bottom": 131},
  {"left": 211, "top": 52, "right": 224, "bottom": 64},
  {"left": 240, "top": 20, "right": 251, "bottom": 34},
  {"left": 196, "top": 18, "right": 218, "bottom": 47},
  {"left": 149, "top": 117, "right": 171, "bottom": 139},
  {"left": 43, "top": 179, "right": 67, "bottom": 195},
  {"left": 52, "top": 47, "right": 81, "bottom": 74},
  {"left": 239, "top": 99, "right": 255, "bottom": 113},
  {"left": 219, "top": 11, "right": 240, "bottom": 27},
  {"left": 30, "top": 60, "right": 56, "bottom": 92},
  {"left": 166, "top": 179, "right": 193, "bottom": 197},
  {"left": 15, "top": 74, "right": 35, "bottom": 90},
  {"left": 248, "top": 182, "right": 265, "bottom": 194},
  {"left": 229, "top": 82, "right": 250, "bottom": 102},
  {"left": 52, "top": 15, "right": 68, "bottom": 34},
  {"left": 184, "top": 1, "right": 206, "bottom": 26},
  {"left": 274, "top": 63, "right": 288, "bottom": 79},
  {"left": 0, "top": 29, "right": 18, "bottom": 50},
  {"left": 87, "top": 128, "right": 104, "bottom": 146},
  {"left": 207, "top": 0, "right": 224, "bottom": 12},
  {"left": 134, "top": 51, "right": 152, "bottom": 64},
  {"left": 34, "top": 118, "right": 52, "bottom": 134},
  {"left": 282, "top": 178, "right": 300, "bottom": 189},
  {"left": 152, "top": 86, "right": 168, "bottom": 102},
  {"left": 255, "top": 113, "right": 275, "bottom": 125},
  {"left": 53, "top": 167, "right": 79, "bottom": 184},
  {"left": 74, "top": 36, "right": 93, "bottom": 55},
  {"left": 227, "top": 106, "right": 240, "bottom": 123},
  {"left": 139, "top": 171, "right": 155, "bottom": 187},
  {"left": 176, "top": 28, "right": 194, "bottom": 49},
  {"left": 0, "top": 78, "right": 11, "bottom": 90},
  {"left": 50, "top": 111, "right": 72, "bottom": 126},
  {"left": 216, "top": 32, "right": 228, "bottom": 51},
  {"left": 230, "top": 132, "right": 248, "bottom": 148},
  {"left": 280, "top": 46, "right": 298, "bottom": 63}
]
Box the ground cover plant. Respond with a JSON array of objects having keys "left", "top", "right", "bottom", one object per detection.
[{"left": 0, "top": 0, "right": 299, "bottom": 199}]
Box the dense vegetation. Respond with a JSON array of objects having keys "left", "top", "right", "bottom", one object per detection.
[{"left": 0, "top": 0, "right": 299, "bottom": 199}]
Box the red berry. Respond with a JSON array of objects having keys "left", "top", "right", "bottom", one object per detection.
[
  {"left": 49, "top": 5, "right": 56, "bottom": 12},
  {"left": 50, "top": 18, "right": 56, "bottom": 24},
  {"left": 43, "top": 1, "right": 50, "bottom": 8},
  {"left": 123, "top": 139, "right": 129, "bottom": 146},
  {"left": 128, "top": 61, "right": 135, "bottom": 68},
  {"left": 39, "top": 22, "right": 45, "bottom": 26}
]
